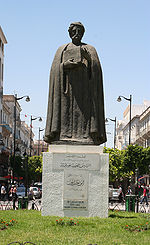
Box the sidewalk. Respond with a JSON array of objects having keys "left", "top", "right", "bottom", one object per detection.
[
  {"left": 109, "top": 201, "right": 150, "bottom": 213},
  {"left": 0, "top": 199, "right": 149, "bottom": 213},
  {"left": 0, "top": 199, "right": 42, "bottom": 211}
]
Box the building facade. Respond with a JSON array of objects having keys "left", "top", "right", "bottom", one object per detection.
[
  {"left": 0, "top": 26, "right": 8, "bottom": 183},
  {"left": 0, "top": 27, "right": 7, "bottom": 118},
  {"left": 1, "top": 100, "right": 12, "bottom": 151},
  {"left": 116, "top": 101, "right": 150, "bottom": 149},
  {"left": 33, "top": 140, "right": 48, "bottom": 156},
  {"left": 3, "top": 95, "right": 31, "bottom": 156},
  {"left": 0, "top": 26, "right": 32, "bottom": 184},
  {"left": 0, "top": 26, "right": 7, "bottom": 142},
  {"left": 135, "top": 105, "right": 150, "bottom": 147},
  {"left": 1, "top": 95, "right": 31, "bottom": 183},
  {"left": 20, "top": 121, "right": 32, "bottom": 156}
]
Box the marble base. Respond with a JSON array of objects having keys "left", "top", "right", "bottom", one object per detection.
[{"left": 42, "top": 145, "right": 109, "bottom": 217}]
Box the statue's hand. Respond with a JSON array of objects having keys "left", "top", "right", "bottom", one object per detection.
[
  {"left": 81, "top": 48, "right": 91, "bottom": 62},
  {"left": 63, "top": 59, "right": 82, "bottom": 69}
]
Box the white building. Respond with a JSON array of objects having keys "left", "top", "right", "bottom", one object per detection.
[
  {"left": 1, "top": 100, "right": 12, "bottom": 151},
  {"left": 20, "top": 121, "right": 32, "bottom": 156},
  {"left": 116, "top": 101, "right": 150, "bottom": 149},
  {"left": 0, "top": 26, "right": 7, "bottom": 140},
  {"left": 0, "top": 26, "right": 8, "bottom": 182},
  {"left": 3, "top": 95, "right": 31, "bottom": 156},
  {"left": 135, "top": 104, "right": 150, "bottom": 147}
]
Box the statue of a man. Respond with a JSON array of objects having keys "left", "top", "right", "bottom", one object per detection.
[{"left": 44, "top": 22, "right": 106, "bottom": 145}]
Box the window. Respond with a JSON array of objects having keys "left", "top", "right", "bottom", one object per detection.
[
  {"left": 2, "top": 43, "right": 4, "bottom": 53},
  {"left": 2, "top": 111, "right": 4, "bottom": 123},
  {"left": 0, "top": 58, "right": 1, "bottom": 81},
  {"left": 2, "top": 64, "right": 3, "bottom": 81},
  {"left": 0, "top": 110, "right": 2, "bottom": 123}
]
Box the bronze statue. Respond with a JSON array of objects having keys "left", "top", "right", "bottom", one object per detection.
[{"left": 44, "top": 22, "right": 106, "bottom": 145}]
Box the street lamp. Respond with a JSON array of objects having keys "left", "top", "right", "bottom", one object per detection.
[
  {"left": 105, "top": 117, "right": 116, "bottom": 149},
  {"left": 0, "top": 137, "right": 4, "bottom": 153},
  {"left": 30, "top": 116, "right": 42, "bottom": 157},
  {"left": 23, "top": 150, "right": 28, "bottom": 197},
  {"left": 38, "top": 127, "right": 44, "bottom": 156},
  {"left": 117, "top": 95, "right": 132, "bottom": 145},
  {"left": 148, "top": 164, "right": 150, "bottom": 185},
  {"left": 13, "top": 94, "right": 30, "bottom": 183},
  {"left": 104, "top": 132, "right": 111, "bottom": 147},
  {"left": 15, "top": 145, "right": 21, "bottom": 156}
]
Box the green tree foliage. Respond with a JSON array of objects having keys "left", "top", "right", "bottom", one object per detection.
[
  {"left": 28, "top": 155, "right": 42, "bottom": 183},
  {"left": 104, "top": 147, "right": 133, "bottom": 182},
  {"left": 9, "top": 155, "right": 25, "bottom": 179},
  {"left": 123, "top": 145, "right": 143, "bottom": 173},
  {"left": 9, "top": 155, "right": 42, "bottom": 184},
  {"left": 104, "top": 145, "right": 150, "bottom": 183},
  {"left": 141, "top": 147, "right": 150, "bottom": 174}
]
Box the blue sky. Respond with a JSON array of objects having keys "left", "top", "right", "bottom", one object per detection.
[{"left": 1, "top": 0, "right": 150, "bottom": 147}]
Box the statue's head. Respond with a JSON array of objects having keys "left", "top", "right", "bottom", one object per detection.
[{"left": 68, "top": 22, "right": 85, "bottom": 44}]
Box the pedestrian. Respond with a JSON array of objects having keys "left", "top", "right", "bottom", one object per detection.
[
  {"left": 118, "top": 185, "right": 124, "bottom": 203},
  {"left": 1, "top": 184, "right": 6, "bottom": 201},
  {"left": 140, "top": 183, "right": 149, "bottom": 206},
  {"left": 9, "top": 185, "right": 14, "bottom": 201},
  {"left": 0, "top": 183, "right": 1, "bottom": 199},
  {"left": 138, "top": 184, "right": 143, "bottom": 198},
  {"left": 125, "top": 186, "right": 132, "bottom": 195},
  {"left": 147, "top": 185, "right": 150, "bottom": 198},
  {"left": 12, "top": 185, "right": 18, "bottom": 201}
]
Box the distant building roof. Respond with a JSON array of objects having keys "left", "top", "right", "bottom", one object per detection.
[{"left": 0, "top": 26, "right": 7, "bottom": 44}]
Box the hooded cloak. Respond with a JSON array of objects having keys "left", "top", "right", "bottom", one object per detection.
[{"left": 44, "top": 42, "right": 106, "bottom": 145}]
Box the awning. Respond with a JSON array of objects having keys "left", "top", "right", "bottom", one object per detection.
[
  {"left": 138, "top": 175, "right": 149, "bottom": 182},
  {"left": 0, "top": 177, "right": 7, "bottom": 181},
  {"left": 3, "top": 175, "right": 23, "bottom": 180}
]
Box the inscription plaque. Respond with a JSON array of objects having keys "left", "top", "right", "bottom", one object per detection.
[
  {"left": 63, "top": 170, "right": 88, "bottom": 210},
  {"left": 63, "top": 200, "right": 88, "bottom": 209},
  {"left": 52, "top": 153, "right": 100, "bottom": 171}
]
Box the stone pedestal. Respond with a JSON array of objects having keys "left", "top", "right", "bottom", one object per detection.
[{"left": 42, "top": 145, "right": 109, "bottom": 217}]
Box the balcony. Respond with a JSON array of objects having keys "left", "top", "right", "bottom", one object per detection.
[
  {"left": 139, "top": 125, "right": 150, "bottom": 140},
  {"left": 0, "top": 123, "right": 12, "bottom": 136},
  {"left": 136, "top": 125, "right": 150, "bottom": 143}
]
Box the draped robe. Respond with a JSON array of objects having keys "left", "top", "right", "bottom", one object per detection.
[{"left": 44, "top": 42, "right": 106, "bottom": 145}]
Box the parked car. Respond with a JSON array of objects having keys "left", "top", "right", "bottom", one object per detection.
[
  {"left": 109, "top": 187, "right": 119, "bottom": 202},
  {"left": 29, "top": 187, "right": 41, "bottom": 199},
  {"left": 33, "top": 182, "right": 42, "bottom": 198},
  {"left": 16, "top": 186, "right": 26, "bottom": 198}
]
